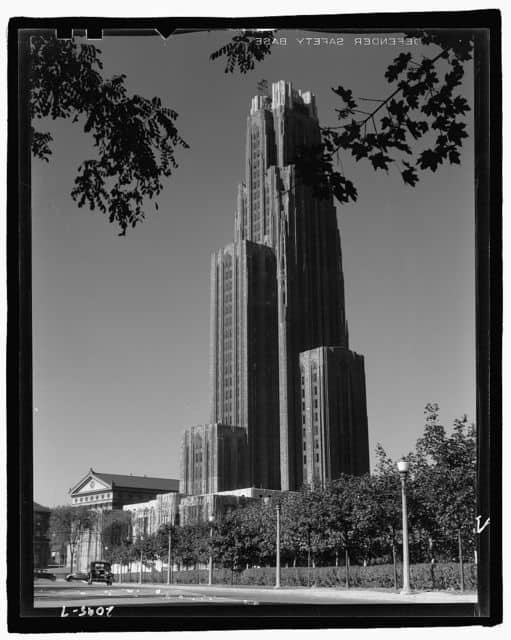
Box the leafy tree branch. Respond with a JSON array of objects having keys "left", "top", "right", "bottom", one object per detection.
[
  {"left": 29, "top": 35, "right": 188, "bottom": 235},
  {"left": 210, "top": 29, "right": 473, "bottom": 205}
]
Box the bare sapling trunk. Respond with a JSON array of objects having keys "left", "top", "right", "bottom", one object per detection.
[
  {"left": 457, "top": 528, "right": 465, "bottom": 592},
  {"left": 392, "top": 542, "right": 398, "bottom": 590}
]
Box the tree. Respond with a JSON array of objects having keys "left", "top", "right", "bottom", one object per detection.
[
  {"left": 211, "top": 30, "right": 473, "bottom": 205},
  {"left": 131, "top": 533, "right": 159, "bottom": 579},
  {"left": 49, "top": 505, "right": 96, "bottom": 572},
  {"left": 155, "top": 522, "right": 178, "bottom": 575},
  {"left": 173, "top": 524, "right": 204, "bottom": 570},
  {"left": 29, "top": 35, "right": 188, "bottom": 235},
  {"left": 353, "top": 463, "right": 402, "bottom": 587},
  {"left": 99, "top": 510, "right": 131, "bottom": 556},
  {"left": 411, "top": 406, "right": 477, "bottom": 589},
  {"left": 275, "top": 490, "right": 325, "bottom": 574},
  {"left": 213, "top": 508, "right": 257, "bottom": 575},
  {"left": 317, "top": 476, "right": 361, "bottom": 588}
]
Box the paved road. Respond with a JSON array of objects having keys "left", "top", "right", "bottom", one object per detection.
[{"left": 34, "top": 579, "right": 477, "bottom": 608}]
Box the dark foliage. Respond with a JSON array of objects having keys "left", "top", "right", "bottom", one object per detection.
[
  {"left": 119, "top": 563, "right": 477, "bottom": 591},
  {"left": 211, "top": 29, "right": 473, "bottom": 205},
  {"left": 29, "top": 35, "right": 188, "bottom": 235},
  {"left": 210, "top": 30, "right": 274, "bottom": 73}
]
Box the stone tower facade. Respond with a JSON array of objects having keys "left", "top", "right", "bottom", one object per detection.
[
  {"left": 299, "top": 347, "right": 369, "bottom": 486},
  {"left": 181, "top": 80, "right": 369, "bottom": 495},
  {"left": 209, "top": 240, "right": 280, "bottom": 489}
]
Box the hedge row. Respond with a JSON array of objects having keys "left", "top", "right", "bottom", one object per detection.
[{"left": 117, "top": 562, "right": 477, "bottom": 591}]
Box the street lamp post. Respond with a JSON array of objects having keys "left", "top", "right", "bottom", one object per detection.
[
  {"left": 167, "top": 525, "right": 172, "bottom": 585},
  {"left": 275, "top": 503, "right": 281, "bottom": 589},
  {"left": 264, "top": 496, "right": 281, "bottom": 589},
  {"left": 397, "top": 459, "right": 411, "bottom": 595},
  {"left": 208, "top": 515, "right": 214, "bottom": 586}
]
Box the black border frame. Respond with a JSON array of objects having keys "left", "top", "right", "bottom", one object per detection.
[{"left": 7, "top": 10, "right": 502, "bottom": 632}]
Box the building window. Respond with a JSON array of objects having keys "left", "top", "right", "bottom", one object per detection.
[{"left": 303, "top": 455, "right": 307, "bottom": 465}]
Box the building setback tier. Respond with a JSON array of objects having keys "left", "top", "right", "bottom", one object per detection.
[
  {"left": 299, "top": 347, "right": 370, "bottom": 485},
  {"left": 179, "top": 424, "right": 249, "bottom": 496}
]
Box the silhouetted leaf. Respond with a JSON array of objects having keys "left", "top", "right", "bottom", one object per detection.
[
  {"left": 402, "top": 167, "right": 419, "bottom": 186},
  {"left": 369, "top": 152, "right": 392, "bottom": 171},
  {"left": 417, "top": 149, "right": 442, "bottom": 171}
]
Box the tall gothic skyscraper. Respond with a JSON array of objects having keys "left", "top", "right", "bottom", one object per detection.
[{"left": 183, "top": 80, "right": 369, "bottom": 495}]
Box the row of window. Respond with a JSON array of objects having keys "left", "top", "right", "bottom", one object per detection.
[
  {"left": 302, "top": 412, "right": 319, "bottom": 426},
  {"left": 73, "top": 493, "right": 112, "bottom": 504},
  {"left": 301, "top": 385, "right": 319, "bottom": 397},
  {"left": 303, "top": 453, "right": 321, "bottom": 467}
]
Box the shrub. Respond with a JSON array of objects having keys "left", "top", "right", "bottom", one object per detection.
[{"left": 116, "top": 562, "right": 476, "bottom": 591}]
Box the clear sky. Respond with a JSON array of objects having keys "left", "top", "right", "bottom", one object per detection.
[{"left": 31, "top": 29, "right": 475, "bottom": 507}]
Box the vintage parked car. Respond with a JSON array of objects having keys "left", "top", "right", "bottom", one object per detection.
[
  {"left": 33, "top": 569, "right": 56, "bottom": 581},
  {"left": 65, "top": 571, "right": 89, "bottom": 582},
  {"left": 87, "top": 561, "right": 113, "bottom": 586}
]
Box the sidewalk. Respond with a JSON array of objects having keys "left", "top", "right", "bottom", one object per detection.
[{"left": 113, "top": 581, "right": 477, "bottom": 603}]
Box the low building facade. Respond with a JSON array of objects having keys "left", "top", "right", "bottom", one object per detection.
[
  {"left": 179, "top": 487, "right": 285, "bottom": 525},
  {"left": 69, "top": 468, "right": 179, "bottom": 511},
  {"left": 123, "top": 492, "right": 182, "bottom": 538},
  {"left": 67, "top": 469, "right": 179, "bottom": 570}
]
